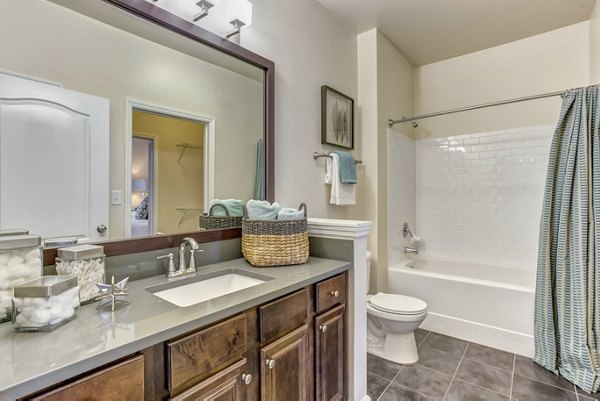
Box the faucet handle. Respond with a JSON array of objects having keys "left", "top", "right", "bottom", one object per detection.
[
  {"left": 157, "top": 253, "right": 176, "bottom": 274},
  {"left": 189, "top": 249, "right": 204, "bottom": 269}
]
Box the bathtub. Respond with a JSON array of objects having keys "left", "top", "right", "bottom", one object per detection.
[{"left": 388, "top": 258, "right": 535, "bottom": 357}]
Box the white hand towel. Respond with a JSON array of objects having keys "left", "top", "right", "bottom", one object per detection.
[{"left": 325, "top": 153, "right": 356, "bottom": 205}]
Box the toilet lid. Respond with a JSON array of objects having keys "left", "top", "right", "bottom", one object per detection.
[{"left": 368, "top": 292, "right": 427, "bottom": 315}]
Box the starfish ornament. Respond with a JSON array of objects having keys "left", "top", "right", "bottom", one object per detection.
[{"left": 96, "top": 276, "right": 130, "bottom": 311}]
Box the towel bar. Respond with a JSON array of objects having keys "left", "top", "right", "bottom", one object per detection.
[{"left": 313, "top": 152, "right": 362, "bottom": 164}]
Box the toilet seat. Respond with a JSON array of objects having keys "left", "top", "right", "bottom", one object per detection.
[{"left": 368, "top": 292, "right": 427, "bottom": 315}]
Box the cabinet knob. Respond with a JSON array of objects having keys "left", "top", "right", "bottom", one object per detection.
[
  {"left": 319, "top": 324, "right": 328, "bottom": 333},
  {"left": 266, "top": 358, "right": 275, "bottom": 369},
  {"left": 241, "top": 373, "right": 252, "bottom": 385},
  {"left": 96, "top": 224, "right": 107, "bottom": 233},
  {"left": 330, "top": 290, "right": 340, "bottom": 298}
]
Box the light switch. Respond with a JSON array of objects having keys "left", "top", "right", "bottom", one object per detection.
[{"left": 111, "top": 190, "right": 122, "bottom": 205}]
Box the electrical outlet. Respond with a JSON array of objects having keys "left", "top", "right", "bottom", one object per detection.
[{"left": 111, "top": 190, "right": 122, "bottom": 205}]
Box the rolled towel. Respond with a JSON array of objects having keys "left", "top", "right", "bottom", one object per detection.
[
  {"left": 208, "top": 199, "right": 244, "bottom": 217},
  {"left": 278, "top": 208, "right": 305, "bottom": 220},
  {"left": 246, "top": 200, "right": 281, "bottom": 220}
]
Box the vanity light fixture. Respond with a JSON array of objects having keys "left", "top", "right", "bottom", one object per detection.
[
  {"left": 193, "top": 0, "right": 214, "bottom": 22},
  {"left": 226, "top": 19, "right": 245, "bottom": 38}
]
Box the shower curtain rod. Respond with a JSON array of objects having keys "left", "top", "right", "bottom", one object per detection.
[{"left": 387, "top": 89, "right": 567, "bottom": 127}]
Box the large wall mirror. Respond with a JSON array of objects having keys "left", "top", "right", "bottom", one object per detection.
[{"left": 0, "top": 0, "right": 274, "bottom": 255}]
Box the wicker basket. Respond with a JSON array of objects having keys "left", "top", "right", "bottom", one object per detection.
[
  {"left": 198, "top": 204, "right": 243, "bottom": 230},
  {"left": 242, "top": 203, "right": 309, "bottom": 267}
]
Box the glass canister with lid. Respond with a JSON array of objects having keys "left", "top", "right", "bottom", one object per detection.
[
  {"left": 0, "top": 233, "right": 43, "bottom": 322},
  {"left": 12, "top": 275, "right": 80, "bottom": 331},
  {"left": 56, "top": 244, "right": 105, "bottom": 303}
]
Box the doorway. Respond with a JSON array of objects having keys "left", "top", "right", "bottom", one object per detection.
[{"left": 128, "top": 106, "right": 208, "bottom": 236}]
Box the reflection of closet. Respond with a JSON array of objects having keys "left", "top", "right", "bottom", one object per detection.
[{"left": 176, "top": 143, "right": 203, "bottom": 163}]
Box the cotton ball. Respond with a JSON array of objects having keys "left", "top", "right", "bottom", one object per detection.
[
  {"left": 27, "top": 257, "right": 41, "bottom": 269},
  {"left": 15, "top": 313, "right": 29, "bottom": 326},
  {"left": 7, "top": 264, "right": 26, "bottom": 280},
  {"left": 49, "top": 306, "right": 63, "bottom": 320},
  {"left": 31, "top": 297, "right": 50, "bottom": 308},
  {"left": 20, "top": 306, "right": 33, "bottom": 318},
  {"left": 30, "top": 309, "right": 50, "bottom": 325},
  {"left": 0, "top": 280, "right": 9, "bottom": 291},
  {"left": 24, "top": 248, "right": 40, "bottom": 261},
  {"left": 7, "top": 255, "right": 24, "bottom": 267},
  {"left": 0, "top": 297, "right": 11, "bottom": 310},
  {"left": 11, "top": 278, "right": 26, "bottom": 288},
  {"left": 21, "top": 297, "right": 32, "bottom": 307}
]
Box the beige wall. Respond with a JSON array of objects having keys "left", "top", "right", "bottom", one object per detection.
[
  {"left": 357, "top": 30, "right": 414, "bottom": 292},
  {"left": 591, "top": 2, "right": 600, "bottom": 83},
  {"left": 0, "top": 0, "right": 262, "bottom": 239},
  {"left": 133, "top": 111, "right": 205, "bottom": 234},
  {"left": 241, "top": 0, "right": 360, "bottom": 219},
  {"left": 414, "top": 22, "right": 590, "bottom": 139}
]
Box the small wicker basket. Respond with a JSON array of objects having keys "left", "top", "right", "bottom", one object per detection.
[
  {"left": 198, "top": 204, "right": 243, "bottom": 230},
  {"left": 242, "top": 203, "right": 309, "bottom": 267}
]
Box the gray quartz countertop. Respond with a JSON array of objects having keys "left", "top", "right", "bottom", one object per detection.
[{"left": 0, "top": 257, "right": 350, "bottom": 400}]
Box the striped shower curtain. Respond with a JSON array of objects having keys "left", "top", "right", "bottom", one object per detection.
[{"left": 535, "top": 84, "right": 600, "bottom": 393}]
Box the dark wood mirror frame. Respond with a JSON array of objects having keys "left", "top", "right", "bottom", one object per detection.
[{"left": 43, "top": 0, "right": 274, "bottom": 265}]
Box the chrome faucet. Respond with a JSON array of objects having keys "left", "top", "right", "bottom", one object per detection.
[
  {"left": 156, "top": 238, "right": 203, "bottom": 278},
  {"left": 404, "top": 246, "right": 419, "bottom": 254},
  {"left": 179, "top": 237, "right": 202, "bottom": 272}
]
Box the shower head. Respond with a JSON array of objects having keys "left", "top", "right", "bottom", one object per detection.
[{"left": 411, "top": 121, "right": 419, "bottom": 128}]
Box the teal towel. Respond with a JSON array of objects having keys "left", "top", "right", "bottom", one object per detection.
[
  {"left": 246, "top": 200, "right": 281, "bottom": 220},
  {"left": 208, "top": 199, "right": 244, "bottom": 217},
  {"left": 277, "top": 208, "right": 305, "bottom": 220},
  {"left": 332, "top": 151, "right": 357, "bottom": 184}
]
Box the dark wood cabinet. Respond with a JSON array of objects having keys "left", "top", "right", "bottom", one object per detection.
[
  {"left": 26, "top": 355, "right": 144, "bottom": 401},
  {"left": 171, "top": 358, "right": 251, "bottom": 401},
  {"left": 315, "top": 305, "right": 346, "bottom": 401},
  {"left": 260, "top": 324, "right": 311, "bottom": 401},
  {"left": 23, "top": 272, "right": 348, "bottom": 401}
]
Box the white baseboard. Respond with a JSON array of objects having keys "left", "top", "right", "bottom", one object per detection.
[{"left": 421, "top": 312, "right": 534, "bottom": 357}]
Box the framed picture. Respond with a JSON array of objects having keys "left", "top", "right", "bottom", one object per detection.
[{"left": 321, "top": 85, "right": 354, "bottom": 149}]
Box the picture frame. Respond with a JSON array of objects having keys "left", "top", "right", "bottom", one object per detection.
[{"left": 321, "top": 85, "right": 354, "bottom": 150}]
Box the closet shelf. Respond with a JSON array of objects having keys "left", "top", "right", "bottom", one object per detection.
[
  {"left": 176, "top": 143, "right": 203, "bottom": 163},
  {"left": 176, "top": 207, "right": 203, "bottom": 226}
]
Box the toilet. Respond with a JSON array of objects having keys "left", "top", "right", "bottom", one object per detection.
[{"left": 366, "top": 251, "right": 428, "bottom": 365}]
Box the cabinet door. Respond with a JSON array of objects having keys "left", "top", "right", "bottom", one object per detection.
[
  {"left": 315, "top": 305, "right": 345, "bottom": 401},
  {"left": 260, "top": 324, "right": 310, "bottom": 401},
  {"left": 27, "top": 355, "right": 144, "bottom": 401},
  {"left": 171, "top": 358, "right": 250, "bottom": 401}
]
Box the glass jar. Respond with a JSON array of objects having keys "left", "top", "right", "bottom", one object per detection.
[
  {"left": 0, "top": 233, "right": 43, "bottom": 322},
  {"left": 56, "top": 244, "right": 105, "bottom": 303},
  {"left": 12, "top": 276, "right": 80, "bottom": 331}
]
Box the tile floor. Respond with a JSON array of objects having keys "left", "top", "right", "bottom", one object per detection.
[{"left": 367, "top": 329, "right": 600, "bottom": 401}]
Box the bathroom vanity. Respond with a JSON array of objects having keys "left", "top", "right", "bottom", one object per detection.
[{"left": 0, "top": 257, "right": 349, "bottom": 401}]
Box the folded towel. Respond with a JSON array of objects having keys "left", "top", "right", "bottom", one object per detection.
[
  {"left": 331, "top": 151, "right": 356, "bottom": 184},
  {"left": 208, "top": 199, "right": 244, "bottom": 217},
  {"left": 277, "top": 208, "right": 305, "bottom": 220},
  {"left": 326, "top": 153, "right": 356, "bottom": 205},
  {"left": 246, "top": 200, "right": 281, "bottom": 220}
]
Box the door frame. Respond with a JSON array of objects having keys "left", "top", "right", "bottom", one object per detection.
[
  {"left": 124, "top": 99, "right": 215, "bottom": 237},
  {"left": 131, "top": 134, "right": 157, "bottom": 236}
]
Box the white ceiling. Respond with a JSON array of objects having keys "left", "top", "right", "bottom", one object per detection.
[{"left": 316, "top": 0, "right": 597, "bottom": 66}]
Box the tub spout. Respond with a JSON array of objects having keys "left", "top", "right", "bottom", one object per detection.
[{"left": 404, "top": 246, "right": 419, "bottom": 254}]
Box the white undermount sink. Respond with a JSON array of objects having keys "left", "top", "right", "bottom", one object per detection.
[{"left": 147, "top": 269, "right": 273, "bottom": 307}]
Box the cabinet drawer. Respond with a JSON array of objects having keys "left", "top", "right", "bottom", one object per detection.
[
  {"left": 27, "top": 355, "right": 144, "bottom": 401},
  {"left": 316, "top": 273, "right": 346, "bottom": 314},
  {"left": 167, "top": 313, "right": 247, "bottom": 391},
  {"left": 259, "top": 288, "right": 308, "bottom": 344}
]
